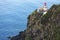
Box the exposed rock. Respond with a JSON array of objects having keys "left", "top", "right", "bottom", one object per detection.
[{"left": 10, "top": 4, "right": 60, "bottom": 40}]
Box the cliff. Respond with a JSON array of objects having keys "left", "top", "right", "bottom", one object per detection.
[{"left": 10, "top": 4, "right": 60, "bottom": 40}]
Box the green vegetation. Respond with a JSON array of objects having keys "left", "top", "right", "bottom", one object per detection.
[{"left": 11, "top": 4, "right": 60, "bottom": 40}]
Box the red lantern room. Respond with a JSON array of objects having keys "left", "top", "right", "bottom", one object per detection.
[{"left": 44, "top": 2, "right": 47, "bottom": 6}]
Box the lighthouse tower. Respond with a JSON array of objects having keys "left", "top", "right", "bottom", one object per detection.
[
  {"left": 43, "top": 2, "right": 48, "bottom": 15},
  {"left": 37, "top": 2, "right": 48, "bottom": 15}
]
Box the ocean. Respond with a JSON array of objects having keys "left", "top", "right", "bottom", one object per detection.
[{"left": 0, "top": 0, "right": 60, "bottom": 40}]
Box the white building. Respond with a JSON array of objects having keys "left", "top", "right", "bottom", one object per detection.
[{"left": 37, "top": 2, "right": 48, "bottom": 15}]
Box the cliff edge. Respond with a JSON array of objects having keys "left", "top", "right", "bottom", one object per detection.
[{"left": 10, "top": 4, "right": 60, "bottom": 40}]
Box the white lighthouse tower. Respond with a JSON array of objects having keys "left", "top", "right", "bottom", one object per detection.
[{"left": 37, "top": 2, "right": 48, "bottom": 15}]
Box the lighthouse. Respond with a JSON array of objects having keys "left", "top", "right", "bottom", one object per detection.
[{"left": 37, "top": 2, "right": 48, "bottom": 15}]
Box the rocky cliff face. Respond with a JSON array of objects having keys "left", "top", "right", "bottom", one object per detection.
[{"left": 10, "top": 4, "right": 60, "bottom": 40}]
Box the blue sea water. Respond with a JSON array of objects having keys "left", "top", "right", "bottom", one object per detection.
[{"left": 0, "top": 0, "right": 60, "bottom": 40}]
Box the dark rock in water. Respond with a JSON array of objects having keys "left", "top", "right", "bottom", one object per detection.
[
  {"left": 10, "top": 4, "right": 60, "bottom": 40},
  {"left": 10, "top": 31, "right": 25, "bottom": 40}
]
